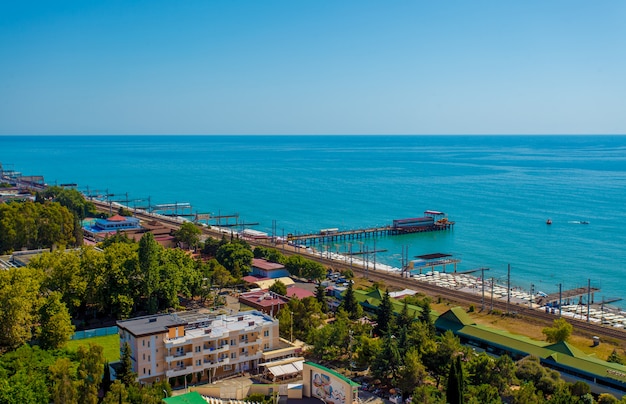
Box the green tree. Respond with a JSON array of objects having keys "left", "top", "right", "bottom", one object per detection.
[
  {"left": 284, "top": 254, "right": 307, "bottom": 277},
  {"left": 102, "top": 380, "right": 130, "bottom": 404},
  {"left": 314, "top": 282, "right": 327, "bottom": 312},
  {"left": 516, "top": 355, "right": 563, "bottom": 397},
  {"left": 465, "top": 384, "right": 501, "bottom": 404},
  {"left": 465, "top": 352, "right": 493, "bottom": 387},
  {"left": 542, "top": 318, "right": 573, "bottom": 343},
  {"left": 102, "top": 361, "right": 112, "bottom": 396},
  {"left": 76, "top": 343, "right": 105, "bottom": 404},
  {"left": 210, "top": 260, "right": 235, "bottom": 292},
  {"left": 38, "top": 186, "right": 96, "bottom": 220},
  {"left": 174, "top": 222, "right": 202, "bottom": 250},
  {"left": 49, "top": 357, "right": 78, "bottom": 404},
  {"left": 139, "top": 232, "right": 162, "bottom": 313},
  {"left": 492, "top": 354, "right": 518, "bottom": 394},
  {"left": 31, "top": 249, "right": 87, "bottom": 315},
  {"left": 253, "top": 246, "right": 286, "bottom": 264},
  {"left": 395, "top": 300, "right": 415, "bottom": 332},
  {"left": 597, "top": 393, "right": 619, "bottom": 404},
  {"left": 302, "top": 259, "right": 326, "bottom": 281},
  {"left": 446, "top": 355, "right": 464, "bottom": 404},
  {"left": 118, "top": 342, "right": 136, "bottom": 386},
  {"left": 0, "top": 267, "right": 41, "bottom": 352},
  {"left": 339, "top": 282, "right": 362, "bottom": 320},
  {"left": 569, "top": 380, "right": 591, "bottom": 397},
  {"left": 511, "top": 382, "right": 543, "bottom": 404},
  {"left": 216, "top": 242, "right": 253, "bottom": 278},
  {"left": 202, "top": 236, "right": 226, "bottom": 257},
  {"left": 375, "top": 289, "right": 394, "bottom": 337},
  {"left": 607, "top": 349, "right": 624, "bottom": 365},
  {"left": 418, "top": 298, "right": 435, "bottom": 335},
  {"left": 422, "top": 330, "right": 465, "bottom": 388},
  {"left": 101, "top": 242, "right": 140, "bottom": 318},
  {"left": 38, "top": 291, "right": 75, "bottom": 350},
  {"left": 354, "top": 335, "right": 382, "bottom": 370},
  {"left": 269, "top": 280, "right": 287, "bottom": 296},
  {"left": 397, "top": 347, "right": 428, "bottom": 399},
  {"left": 371, "top": 332, "right": 401, "bottom": 381},
  {"left": 411, "top": 385, "right": 446, "bottom": 404}
]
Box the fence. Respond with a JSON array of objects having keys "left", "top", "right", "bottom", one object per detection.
[{"left": 71, "top": 325, "right": 118, "bottom": 340}]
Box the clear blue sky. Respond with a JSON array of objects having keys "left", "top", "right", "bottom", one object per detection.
[{"left": 1, "top": 1, "right": 624, "bottom": 135}]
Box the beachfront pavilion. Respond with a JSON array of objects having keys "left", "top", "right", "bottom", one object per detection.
[
  {"left": 436, "top": 307, "right": 626, "bottom": 398},
  {"left": 92, "top": 214, "right": 141, "bottom": 231}
]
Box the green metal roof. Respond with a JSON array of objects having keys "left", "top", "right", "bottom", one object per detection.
[
  {"left": 438, "top": 308, "right": 626, "bottom": 387},
  {"left": 352, "top": 288, "right": 439, "bottom": 321},
  {"left": 163, "top": 391, "right": 207, "bottom": 404}
]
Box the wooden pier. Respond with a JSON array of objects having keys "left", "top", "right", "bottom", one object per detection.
[
  {"left": 286, "top": 221, "right": 453, "bottom": 246},
  {"left": 535, "top": 286, "right": 601, "bottom": 307}
]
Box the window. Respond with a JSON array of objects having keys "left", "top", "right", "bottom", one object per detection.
[
  {"left": 143, "top": 368, "right": 146, "bottom": 374},
  {"left": 147, "top": 341, "right": 150, "bottom": 348},
  {"left": 195, "top": 346, "right": 200, "bottom": 352},
  {"left": 230, "top": 339, "right": 235, "bottom": 346},
  {"left": 224, "top": 365, "right": 232, "bottom": 371},
  {"left": 148, "top": 369, "right": 151, "bottom": 375},
  {"left": 142, "top": 340, "right": 145, "bottom": 346},
  {"left": 196, "top": 360, "right": 201, "bottom": 366},
  {"left": 241, "top": 348, "right": 245, "bottom": 353},
  {"left": 148, "top": 355, "right": 150, "bottom": 361},
  {"left": 241, "top": 335, "right": 245, "bottom": 341},
  {"left": 231, "top": 352, "right": 236, "bottom": 359},
  {"left": 264, "top": 330, "right": 269, "bottom": 337},
  {"left": 143, "top": 353, "right": 145, "bottom": 360}
]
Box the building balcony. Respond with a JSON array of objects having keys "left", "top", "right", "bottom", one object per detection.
[
  {"left": 238, "top": 338, "right": 262, "bottom": 348},
  {"left": 165, "top": 365, "right": 195, "bottom": 378},
  {"left": 165, "top": 351, "right": 193, "bottom": 362},
  {"left": 164, "top": 336, "right": 190, "bottom": 348}
]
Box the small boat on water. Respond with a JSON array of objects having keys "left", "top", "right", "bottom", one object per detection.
[{"left": 546, "top": 219, "right": 552, "bottom": 225}]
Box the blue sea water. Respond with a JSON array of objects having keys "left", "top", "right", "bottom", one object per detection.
[{"left": 2, "top": 135, "right": 626, "bottom": 307}]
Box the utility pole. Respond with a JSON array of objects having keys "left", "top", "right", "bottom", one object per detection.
[
  {"left": 506, "top": 264, "right": 511, "bottom": 314},
  {"left": 481, "top": 267, "right": 485, "bottom": 311},
  {"left": 490, "top": 277, "right": 495, "bottom": 311}
]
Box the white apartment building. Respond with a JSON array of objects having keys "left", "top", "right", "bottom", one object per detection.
[{"left": 117, "top": 310, "right": 296, "bottom": 384}]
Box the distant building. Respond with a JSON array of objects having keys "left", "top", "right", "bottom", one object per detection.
[
  {"left": 117, "top": 310, "right": 299, "bottom": 385},
  {"left": 238, "top": 291, "right": 290, "bottom": 316},
  {"left": 93, "top": 214, "right": 141, "bottom": 231},
  {"left": 251, "top": 258, "right": 290, "bottom": 279}
]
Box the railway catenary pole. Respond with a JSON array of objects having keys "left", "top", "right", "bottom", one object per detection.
[
  {"left": 481, "top": 267, "right": 485, "bottom": 311},
  {"left": 507, "top": 264, "right": 511, "bottom": 314}
]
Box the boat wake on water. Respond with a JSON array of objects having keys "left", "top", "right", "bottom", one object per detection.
[{"left": 568, "top": 220, "right": 590, "bottom": 225}]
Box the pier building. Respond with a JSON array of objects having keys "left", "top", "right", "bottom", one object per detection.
[{"left": 287, "top": 211, "right": 454, "bottom": 246}]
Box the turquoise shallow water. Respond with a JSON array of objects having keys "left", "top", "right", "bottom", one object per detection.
[{"left": 2, "top": 135, "right": 626, "bottom": 307}]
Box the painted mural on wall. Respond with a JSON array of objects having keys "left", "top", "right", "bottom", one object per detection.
[{"left": 312, "top": 372, "right": 347, "bottom": 404}]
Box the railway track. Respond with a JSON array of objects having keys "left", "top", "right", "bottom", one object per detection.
[{"left": 91, "top": 201, "right": 626, "bottom": 343}]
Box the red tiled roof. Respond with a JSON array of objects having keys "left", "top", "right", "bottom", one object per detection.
[
  {"left": 285, "top": 286, "right": 315, "bottom": 300},
  {"left": 239, "top": 290, "right": 289, "bottom": 308},
  {"left": 108, "top": 214, "right": 127, "bottom": 222},
  {"left": 252, "top": 258, "right": 285, "bottom": 271},
  {"left": 243, "top": 275, "right": 269, "bottom": 284}
]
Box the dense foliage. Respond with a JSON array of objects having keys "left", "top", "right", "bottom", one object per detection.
[{"left": 0, "top": 201, "right": 77, "bottom": 254}]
